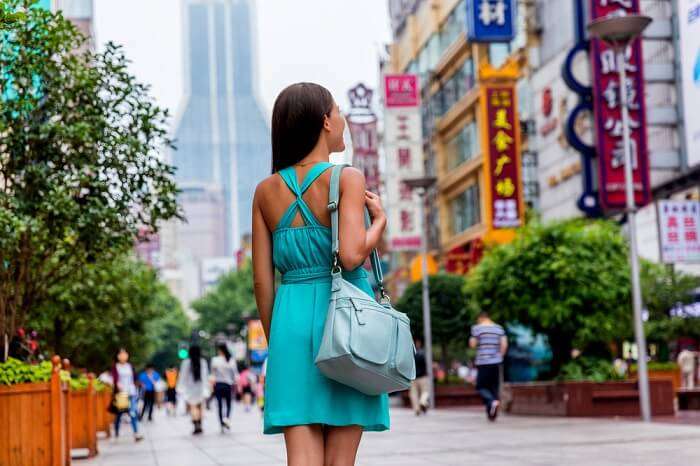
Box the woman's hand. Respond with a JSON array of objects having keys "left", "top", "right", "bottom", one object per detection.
[{"left": 364, "top": 191, "right": 386, "bottom": 224}]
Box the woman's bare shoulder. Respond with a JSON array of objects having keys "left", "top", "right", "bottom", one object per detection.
[
  {"left": 254, "top": 173, "right": 281, "bottom": 201},
  {"left": 339, "top": 166, "right": 366, "bottom": 192}
]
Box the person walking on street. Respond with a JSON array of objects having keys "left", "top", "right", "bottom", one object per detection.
[
  {"left": 110, "top": 348, "right": 144, "bottom": 441},
  {"left": 252, "top": 83, "right": 390, "bottom": 465},
  {"left": 409, "top": 338, "right": 429, "bottom": 416},
  {"left": 237, "top": 362, "right": 257, "bottom": 413},
  {"left": 164, "top": 367, "right": 178, "bottom": 416},
  {"left": 470, "top": 311, "right": 508, "bottom": 421},
  {"left": 138, "top": 364, "right": 161, "bottom": 422},
  {"left": 177, "top": 343, "right": 210, "bottom": 435},
  {"left": 211, "top": 343, "right": 239, "bottom": 433},
  {"left": 678, "top": 348, "right": 696, "bottom": 389}
]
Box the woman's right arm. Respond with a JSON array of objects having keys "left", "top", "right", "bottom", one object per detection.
[
  {"left": 337, "top": 168, "right": 386, "bottom": 270},
  {"left": 252, "top": 184, "right": 275, "bottom": 342}
]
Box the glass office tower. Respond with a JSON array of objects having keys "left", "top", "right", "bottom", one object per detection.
[{"left": 173, "top": 0, "right": 270, "bottom": 256}]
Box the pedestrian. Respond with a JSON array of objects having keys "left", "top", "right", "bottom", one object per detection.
[
  {"left": 678, "top": 347, "right": 696, "bottom": 389},
  {"left": 164, "top": 366, "right": 178, "bottom": 416},
  {"left": 469, "top": 311, "right": 508, "bottom": 421},
  {"left": 409, "top": 338, "right": 429, "bottom": 416},
  {"left": 110, "top": 348, "right": 144, "bottom": 441},
  {"left": 237, "top": 362, "right": 257, "bottom": 413},
  {"left": 177, "top": 343, "right": 210, "bottom": 435},
  {"left": 251, "top": 82, "right": 389, "bottom": 464},
  {"left": 138, "top": 363, "right": 161, "bottom": 422},
  {"left": 210, "top": 343, "right": 239, "bottom": 433}
]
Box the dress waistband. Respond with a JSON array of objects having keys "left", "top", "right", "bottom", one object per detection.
[{"left": 281, "top": 266, "right": 367, "bottom": 284}]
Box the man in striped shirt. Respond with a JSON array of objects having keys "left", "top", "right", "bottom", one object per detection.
[{"left": 469, "top": 311, "right": 508, "bottom": 421}]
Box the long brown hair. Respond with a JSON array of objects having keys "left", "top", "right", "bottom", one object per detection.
[{"left": 271, "top": 82, "right": 334, "bottom": 173}]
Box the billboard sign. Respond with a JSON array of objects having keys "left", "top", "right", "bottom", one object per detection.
[
  {"left": 383, "top": 74, "right": 424, "bottom": 252},
  {"left": 589, "top": 0, "right": 651, "bottom": 210},
  {"left": 658, "top": 200, "right": 700, "bottom": 263},
  {"left": 466, "top": 0, "right": 516, "bottom": 43},
  {"left": 481, "top": 85, "right": 524, "bottom": 229},
  {"left": 247, "top": 319, "right": 268, "bottom": 351},
  {"left": 679, "top": 0, "right": 700, "bottom": 167},
  {"left": 384, "top": 74, "right": 420, "bottom": 107}
]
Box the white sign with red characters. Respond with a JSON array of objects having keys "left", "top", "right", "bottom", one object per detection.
[{"left": 658, "top": 200, "right": 700, "bottom": 263}]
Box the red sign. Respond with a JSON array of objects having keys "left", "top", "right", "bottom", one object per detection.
[
  {"left": 384, "top": 74, "right": 419, "bottom": 108},
  {"left": 347, "top": 120, "right": 380, "bottom": 193},
  {"left": 590, "top": 0, "right": 650, "bottom": 210},
  {"left": 483, "top": 85, "right": 523, "bottom": 229},
  {"left": 445, "top": 239, "right": 483, "bottom": 275}
]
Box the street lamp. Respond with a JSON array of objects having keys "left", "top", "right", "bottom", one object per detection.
[
  {"left": 588, "top": 13, "right": 652, "bottom": 422},
  {"left": 404, "top": 175, "right": 438, "bottom": 409}
]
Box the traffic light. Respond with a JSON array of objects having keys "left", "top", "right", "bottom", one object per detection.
[{"left": 177, "top": 342, "right": 188, "bottom": 360}]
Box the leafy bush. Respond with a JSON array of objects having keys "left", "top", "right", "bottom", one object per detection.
[
  {"left": 0, "top": 358, "right": 53, "bottom": 385},
  {"left": 630, "top": 362, "right": 679, "bottom": 373},
  {"left": 558, "top": 357, "right": 625, "bottom": 382}
]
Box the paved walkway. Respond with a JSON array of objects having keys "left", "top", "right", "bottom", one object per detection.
[{"left": 84, "top": 404, "right": 700, "bottom": 465}]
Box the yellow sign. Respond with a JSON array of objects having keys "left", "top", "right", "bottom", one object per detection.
[
  {"left": 247, "top": 319, "right": 268, "bottom": 351},
  {"left": 409, "top": 254, "right": 438, "bottom": 283}
]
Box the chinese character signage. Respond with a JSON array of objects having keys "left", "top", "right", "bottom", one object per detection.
[
  {"left": 346, "top": 83, "right": 381, "bottom": 194},
  {"left": 658, "top": 201, "right": 700, "bottom": 263},
  {"left": 383, "top": 73, "right": 424, "bottom": 251},
  {"left": 679, "top": 0, "right": 700, "bottom": 167},
  {"left": 384, "top": 74, "right": 420, "bottom": 107},
  {"left": 590, "top": 0, "right": 651, "bottom": 210},
  {"left": 481, "top": 85, "right": 523, "bottom": 229},
  {"left": 466, "top": 0, "right": 516, "bottom": 43}
]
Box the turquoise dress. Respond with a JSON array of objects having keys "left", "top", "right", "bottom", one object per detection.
[{"left": 263, "top": 162, "right": 390, "bottom": 435}]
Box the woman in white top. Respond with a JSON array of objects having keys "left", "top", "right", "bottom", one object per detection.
[
  {"left": 177, "top": 343, "right": 210, "bottom": 435},
  {"left": 110, "top": 348, "right": 143, "bottom": 441},
  {"left": 210, "top": 343, "right": 239, "bottom": 432}
]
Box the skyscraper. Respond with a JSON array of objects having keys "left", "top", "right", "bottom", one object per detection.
[{"left": 172, "top": 0, "right": 270, "bottom": 257}]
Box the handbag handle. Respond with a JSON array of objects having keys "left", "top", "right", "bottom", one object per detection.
[{"left": 328, "top": 164, "right": 389, "bottom": 301}]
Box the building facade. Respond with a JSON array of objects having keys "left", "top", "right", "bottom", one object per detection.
[
  {"left": 172, "top": 0, "right": 270, "bottom": 258},
  {"left": 384, "top": 0, "right": 536, "bottom": 289},
  {"left": 164, "top": 0, "right": 270, "bottom": 308}
]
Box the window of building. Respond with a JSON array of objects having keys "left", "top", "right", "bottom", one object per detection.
[
  {"left": 450, "top": 183, "right": 481, "bottom": 234},
  {"left": 445, "top": 120, "right": 479, "bottom": 171},
  {"left": 439, "top": 0, "right": 466, "bottom": 53}
]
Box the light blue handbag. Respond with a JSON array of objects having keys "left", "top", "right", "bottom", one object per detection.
[{"left": 314, "top": 164, "right": 416, "bottom": 395}]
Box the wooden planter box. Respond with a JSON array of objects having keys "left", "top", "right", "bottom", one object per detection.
[
  {"left": 69, "top": 378, "right": 97, "bottom": 458},
  {"left": 94, "top": 389, "right": 113, "bottom": 437},
  {"left": 400, "top": 384, "right": 481, "bottom": 408},
  {"left": 629, "top": 368, "right": 681, "bottom": 393},
  {"left": 0, "top": 359, "right": 71, "bottom": 466},
  {"left": 505, "top": 380, "right": 675, "bottom": 417},
  {"left": 677, "top": 388, "right": 700, "bottom": 410}
]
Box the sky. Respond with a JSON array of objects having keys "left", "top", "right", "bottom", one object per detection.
[{"left": 93, "top": 0, "right": 392, "bottom": 126}]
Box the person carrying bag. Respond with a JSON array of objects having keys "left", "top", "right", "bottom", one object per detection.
[{"left": 315, "top": 164, "right": 416, "bottom": 395}]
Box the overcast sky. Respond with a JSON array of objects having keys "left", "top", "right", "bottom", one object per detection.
[{"left": 93, "top": 0, "right": 391, "bottom": 126}]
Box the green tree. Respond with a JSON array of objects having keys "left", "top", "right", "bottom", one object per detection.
[
  {"left": 29, "top": 255, "right": 179, "bottom": 371},
  {"left": 0, "top": 0, "right": 180, "bottom": 357},
  {"left": 642, "top": 261, "right": 700, "bottom": 352},
  {"left": 395, "top": 273, "right": 470, "bottom": 368},
  {"left": 192, "top": 261, "right": 257, "bottom": 336},
  {"left": 464, "top": 219, "right": 632, "bottom": 377}
]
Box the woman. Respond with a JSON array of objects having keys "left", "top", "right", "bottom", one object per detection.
[
  {"left": 164, "top": 366, "right": 178, "bottom": 416},
  {"left": 252, "top": 82, "right": 389, "bottom": 466},
  {"left": 110, "top": 348, "right": 144, "bottom": 441},
  {"left": 176, "top": 343, "right": 209, "bottom": 435},
  {"left": 237, "top": 362, "right": 257, "bottom": 413},
  {"left": 210, "top": 343, "right": 239, "bottom": 432}
]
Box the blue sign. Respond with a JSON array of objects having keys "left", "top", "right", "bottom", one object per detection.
[{"left": 466, "top": 0, "right": 516, "bottom": 43}]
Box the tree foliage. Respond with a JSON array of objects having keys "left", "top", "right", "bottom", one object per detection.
[
  {"left": 192, "top": 261, "right": 257, "bottom": 336},
  {"left": 0, "top": 0, "right": 180, "bottom": 354},
  {"left": 465, "top": 219, "right": 632, "bottom": 376},
  {"left": 395, "top": 273, "right": 470, "bottom": 364},
  {"left": 29, "top": 255, "right": 183, "bottom": 371}
]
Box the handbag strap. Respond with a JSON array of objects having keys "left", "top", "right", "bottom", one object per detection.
[{"left": 328, "top": 164, "right": 388, "bottom": 300}]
